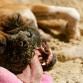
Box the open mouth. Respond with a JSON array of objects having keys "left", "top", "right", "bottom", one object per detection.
[{"left": 36, "top": 38, "right": 56, "bottom": 71}]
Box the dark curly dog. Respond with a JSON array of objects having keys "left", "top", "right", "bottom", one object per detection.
[
  {"left": 0, "top": 25, "right": 42, "bottom": 74},
  {"left": 0, "top": 12, "right": 56, "bottom": 75}
]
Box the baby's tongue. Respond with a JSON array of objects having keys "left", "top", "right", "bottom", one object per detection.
[{"left": 17, "top": 50, "right": 43, "bottom": 83}]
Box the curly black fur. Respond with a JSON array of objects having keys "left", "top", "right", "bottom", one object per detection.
[{"left": 0, "top": 27, "right": 42, "bottom": 74}]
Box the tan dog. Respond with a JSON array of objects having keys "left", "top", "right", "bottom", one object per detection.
[
  {"left": 0, "top": 0, "right": 80, "bottom": 42},
  {"left": 28, "top": 3, "right": 80, "bottom": 39}
]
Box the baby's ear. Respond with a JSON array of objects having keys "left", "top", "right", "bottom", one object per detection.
[{"left": 0, "top": 67, "right": 23, "bottom": 83}]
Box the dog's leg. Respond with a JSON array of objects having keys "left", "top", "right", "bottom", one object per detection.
[{"left": 28, "top": 4, "right": 80, "bottom": 40}]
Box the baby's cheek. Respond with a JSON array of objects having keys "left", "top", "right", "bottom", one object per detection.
[
  {"left": 17, "top": 65, "right": 31, "bottom": 83},
  {"left": 30, "top": 55, "right": 43, "bottom": 83},
  {"left": 16, "top": 50, "right": 43, "bottom": 83}
]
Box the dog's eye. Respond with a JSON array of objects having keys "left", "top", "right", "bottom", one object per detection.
[
  {"left": 15, "top": 13, "right": 21, "bottom": 26},
  {"left": 11, "top": 13, "right": 21, "bottom": 27},
  {"left": 1, "top": 13, "right": 22, "bottom": 32}
]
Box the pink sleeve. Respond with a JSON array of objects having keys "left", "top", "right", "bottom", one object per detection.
[
  {"left": 41, "top": 73, "right": 53, "bottom": 83},
  {"left": 0, "top": 67, "right": 23, "bottom": 83}
]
